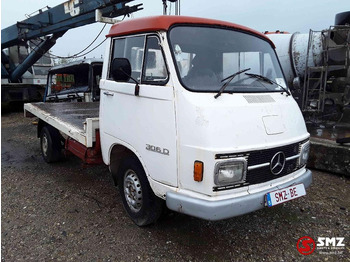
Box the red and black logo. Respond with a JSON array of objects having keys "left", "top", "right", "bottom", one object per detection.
[{"left": 296, "top": 236, "right": 316, "bottom": 255}]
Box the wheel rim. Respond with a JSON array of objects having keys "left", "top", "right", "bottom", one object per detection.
[
  {"left": 42, "top": 133, "right": 48, "bottom": 157},
  {"left": 123, "top": 169, "right": 143, "bottom": 212}
]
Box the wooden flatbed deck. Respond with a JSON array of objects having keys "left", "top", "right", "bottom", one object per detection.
[{"left": 24, "top": 102, "right": 99, "bottom": 147}]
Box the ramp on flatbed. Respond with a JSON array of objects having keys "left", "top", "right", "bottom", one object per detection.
[{"left": 24, "top": 102, "right": 99, "bottom": 147}]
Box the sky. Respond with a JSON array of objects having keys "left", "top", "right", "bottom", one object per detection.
[{"left": 1, "top": 0, "right": 349, "bottom": 60}]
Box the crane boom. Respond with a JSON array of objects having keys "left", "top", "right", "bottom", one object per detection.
[{"left": 1, "top": 0, "right": 142, "bottom": 83}]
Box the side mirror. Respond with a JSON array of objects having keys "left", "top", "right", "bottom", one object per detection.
[{"left": 111, "top": 58, "right": 132, "bottom": 82}]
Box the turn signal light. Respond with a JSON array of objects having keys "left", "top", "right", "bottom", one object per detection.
[{"left": 194, "top": 161, "right": 204, "bottom": 182}]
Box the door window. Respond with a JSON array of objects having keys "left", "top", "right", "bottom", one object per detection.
[
  {"left": 110, "top": 35, "right": 168, "bottom": 85},
  {"left": 142, "top": 36, "right": 168, "bottom": 83}
]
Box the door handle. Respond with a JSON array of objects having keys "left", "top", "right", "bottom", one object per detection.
[{"left": 103, "top": 92, "right": 114, "bottom": 96}]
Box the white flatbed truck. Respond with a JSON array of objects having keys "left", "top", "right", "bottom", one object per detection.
[{"left": 25, "top": 16, "right": 312, "bottom": 226}]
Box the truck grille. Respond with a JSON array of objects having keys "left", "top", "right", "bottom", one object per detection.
[{"left": 213, "top": 139, "right": 308, "bottom": 191}]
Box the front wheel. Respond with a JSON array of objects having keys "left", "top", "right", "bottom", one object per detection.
[{"left": 117, "top": 157, "right": 164, "bottom": 226}]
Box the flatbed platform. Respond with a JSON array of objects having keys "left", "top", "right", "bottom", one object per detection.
[{"left": 24, "top": 102, "right": 99, "bottom": 147}]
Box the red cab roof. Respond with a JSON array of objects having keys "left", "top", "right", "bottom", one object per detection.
[{"left": 107, "top": 16, "right": 274, "bottom": 47}]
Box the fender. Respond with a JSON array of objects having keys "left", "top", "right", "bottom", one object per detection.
[{"left": 107, "top": 139, "right": 168, "bottom": 199}]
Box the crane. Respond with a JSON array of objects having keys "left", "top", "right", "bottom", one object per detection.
[
  {"left": 1, "top": 0, "right": 142, "bottom": 83},
  {"left": 1, "top": 0, "right": 142, "bottom": 109}
]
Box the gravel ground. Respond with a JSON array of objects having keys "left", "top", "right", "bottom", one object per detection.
[{"left": 1, "top": 112, "right": 350, "bottom": 262}]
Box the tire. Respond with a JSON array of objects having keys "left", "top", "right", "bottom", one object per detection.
[
  {"left": 117, "top": 157, "right": 164, "bottom": 226},
  {"left": 40, "top": 126, "right": 63, "bottom": 163}
]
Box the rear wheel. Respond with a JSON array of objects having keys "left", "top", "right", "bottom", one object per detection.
[
  {"left": 117, "top": 157, "right": 164, "bottom": 226},
  {"left": 40, "top": 126, "right": 63, "bottom": 163}
]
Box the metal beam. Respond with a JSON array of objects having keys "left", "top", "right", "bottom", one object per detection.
[
  {"left": 10, "top": 32, "right": 65, "bottom": 82},
  {"left": 1, "top": 0, "right": 143, "bottom": 49}
]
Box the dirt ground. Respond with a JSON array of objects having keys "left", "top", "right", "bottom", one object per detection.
[{"left": 2, "top": 112, "right": 350, "bottom": 262}]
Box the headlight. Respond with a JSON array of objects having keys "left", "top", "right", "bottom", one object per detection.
[
  {"left": 214, "top": 158, "right": 247, "bottom": 186},
  {"left": 299, "top": 141, "right": 310, "bottom": 166}
]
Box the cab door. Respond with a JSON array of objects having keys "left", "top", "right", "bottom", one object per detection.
[{"left": 100, "top": 34, "right": 178, "bottom": 187}]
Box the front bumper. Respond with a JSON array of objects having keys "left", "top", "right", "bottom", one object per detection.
[{"left": 166, "top": 169, "right": 312, "bottom": 221}]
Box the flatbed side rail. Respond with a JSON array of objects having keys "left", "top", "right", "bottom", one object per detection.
[{"left": 24, "top": 103, "right": 99, "bottom": 147}]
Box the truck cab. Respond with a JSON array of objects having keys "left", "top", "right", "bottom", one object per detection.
[
  {"left": 45, "top": 58, "right": 103, "bottom": 102},
  {"left": 99, "top": 16, "right": 312, "bottom": 225}
]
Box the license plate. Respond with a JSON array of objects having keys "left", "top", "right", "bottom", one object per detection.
[{"left": 266, "top": 183, "right": 306, "bottom": 207}]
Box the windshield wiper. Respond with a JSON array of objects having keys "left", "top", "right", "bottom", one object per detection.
[
  {"left": 245, "top": 73, "right": 291, "bottom": 96},
  {"left": 214, "top": 68, "right": 251, "bottom": 99}
]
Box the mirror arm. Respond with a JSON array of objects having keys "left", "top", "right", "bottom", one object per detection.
[
  {"left": 134, "top": 83, "right": 140, "bottom": 96},
  {"left": 120, "top": 68, "right": 140, "bottom": 96}
]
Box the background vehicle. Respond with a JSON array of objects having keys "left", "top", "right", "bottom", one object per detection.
[
  {"left": 1, "top": 40, "right": 54, "bottom": 110},
  {"left": 266, "top": 11, "right": 350, "bottom": 122},
  {"left": 44, "top": 58, "right": 103, "bottom": 102}
]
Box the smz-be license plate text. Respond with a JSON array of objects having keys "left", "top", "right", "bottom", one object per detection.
[{"left": 266, "top": 183, "right": 306, "bottom": 207}]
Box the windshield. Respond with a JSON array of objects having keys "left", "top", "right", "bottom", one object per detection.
[
  {"left": 46, "top": 63, "right": 103, "bottom": 102},
  {"left": 169, "top": 26, "right": 286, "bottom": 93},
  {"left": 49, "top": 64, "right": 90, "bottom": 96}
]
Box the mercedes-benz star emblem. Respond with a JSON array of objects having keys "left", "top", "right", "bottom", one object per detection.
[{"left": 270, "top": 151, "right": 286, "bottom": 175}]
